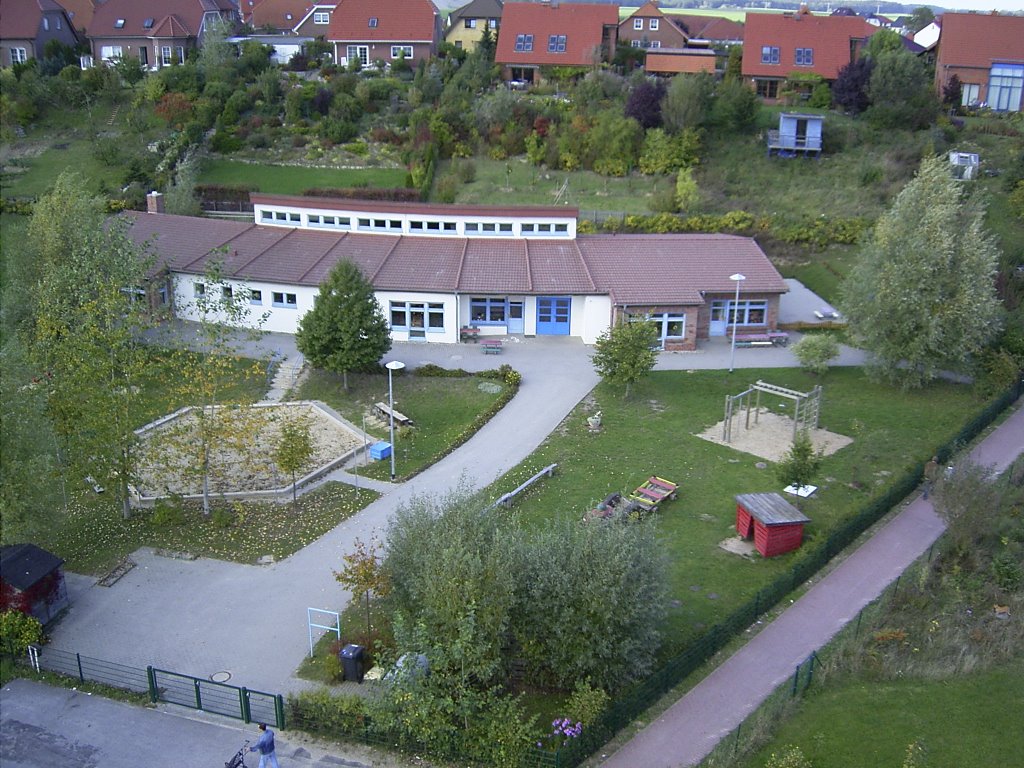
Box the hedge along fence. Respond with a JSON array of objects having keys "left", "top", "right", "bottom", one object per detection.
[
  {"left": 283, "top": 379, "right": 1021, "bottom": 768},
  {"left": 578, "top": 211, "right": 870, "bottom": 248},
  {"left": 1, "top": 197, "right": 132, "bottom": 216}
]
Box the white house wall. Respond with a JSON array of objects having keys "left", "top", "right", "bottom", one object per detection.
[{"left": 172, "top": 275, "right": 318, "bottom": 335}]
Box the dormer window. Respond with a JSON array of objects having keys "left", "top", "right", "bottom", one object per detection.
[
  {"left": 369, "top": 17, "right": 378, "bottom": 28},
  {"left": 143, "top": 18, "right": 154, "bottom": 29},
  {"left": 313, "top": 12, "right": 330, "bottom": 24},
  {"left": 115, "top": 18, "right": 126, "bottom": 28}
]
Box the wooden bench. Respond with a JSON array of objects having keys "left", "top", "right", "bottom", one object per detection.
[
  {"left": 374, "top": 401, "right": 414, "bottom": 427},
  {"left": 734, "top": 332, "right": 789, "bottom": 348},
  {"left": 460, "top": 326, "right": 480, "bottom": 343},
  {"left": 494, "top": 463, "right": 558, "bottom": 508},
  {"left": 481, "top": 338, "right": 503, "bottom": 355}
]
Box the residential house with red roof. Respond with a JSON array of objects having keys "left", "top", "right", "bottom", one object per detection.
[
  {"left": 243, "top": 0, "right": 336, "bottom": 36},
  {"left": 54, "top": 0, "right": 97, "bottom": 36},
  {"left": 1, "top": 0, "right": 80, "bottom": 68},
  {"left": 445, "top": 0, "right": 503, "bottom": 53},
  {"left": 132, "top": 192, "right": 787, "bottom": 350},
  {"left": 618, "top": 1, "right": 688, "bottom": 52},
  {"left": 494, "top": 1, "right": 619, "bottom": 84},
  {"left": 327, "top": 0, "right": 441, "bottom": 69},
  {"left": 670, "top": 13, "right": 744, "bottom": 47},
  {"left": 934, "top": 13, "right": 1024, "bottom": 112},
  {"left": 87, "top": 0, "right": 237, "bottom": 68},
  {"left": 742, "top": 8, "right": 875, "bottom": 100}
]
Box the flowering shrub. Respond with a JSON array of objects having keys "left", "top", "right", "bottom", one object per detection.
[{"left": 537, "top": 717, "right": 583, "bottom": 750}]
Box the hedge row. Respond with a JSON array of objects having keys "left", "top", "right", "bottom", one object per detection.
[{"left": 302, "top": 187, "right": 420, "bottom": 202}]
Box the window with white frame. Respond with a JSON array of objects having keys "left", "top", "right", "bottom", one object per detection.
[
  {"left": 988, "top": 63, "right": 1023, "bottom": 112},
  {"left": 650, "top": 18, "right": 659, "bottom": 30},
  {"left": 347, "top": 45, "right": 369, "bottom": 66},
  {"left": 795, "top": 47, "right": 813, "bottom": 66},
  {"left": 176, "top": 46, "right": 185, "bottom": 64},
  {"left": 250, "top": 289, "right": 263, "bottom": 305},
  {"left": 761, "top": 45, "right": 780, "bottom": 65},
  {"left": 161, "top": 46, "right": 172, "bottom": 65},
  {"left": 43, "top": 17, "right": 49, "bottom": 30},
  {"left": 101, "top": 45, "right": 124, "bottom": 60},
  {"left": 712, "top": 299, "right": 767, "bottom": 326},
  {"left": 466, "top": 18, "right": 477, "bottom": 29},
  {"left": 631, "top": 39, "right": 641, "bottom": 48},
  {"left": 272, "top": 292, "right": 298, "bottom": 308},
  {"left": 391, "top": 45, "right": 413, "bottom": 59},
  {"left": 313, "top": 12, "right": 330, "bottom": 24},
  {"left": 548, "top": 35, "right": 566, "bottom": 53},
  {"left": 650, "top": 40, "right": 661, "bottom": 49},
  {"left": 631, "top": 312, "right": 685, "bottom": 346},
  {"left": 368, "top": 17, "right": 378, "bottom": 27},
  {"left": 115, "top": 18, "right": 126, "bottom": 28},
  {"left": 390, "top": 301, "right": 445, "bottom": 331},
  {"left": 633, "top": 18, "right": 643, "bottom": 30},
  {"left": 489, "top": 19, "right": 497, "bottom": 28},
  {"left": 961, "top": 82, "right": 980, "bottom": 106},
  {"left": 514, "top": 34, "right": 533, "bottom": 52},
  {"left": 11, "top": 48, "right": 27, "bottom": 64},
  {"left": 470, "top": 297, "right": 506, "bottom": 323}
]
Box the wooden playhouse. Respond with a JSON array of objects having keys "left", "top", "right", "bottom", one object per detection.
[{"left": 735, "top": 493, "right": 810, "bottom": 557}]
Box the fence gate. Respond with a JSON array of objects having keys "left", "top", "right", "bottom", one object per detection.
[{"left": 149, "top": 668, "right": 284, "bottom": 728}]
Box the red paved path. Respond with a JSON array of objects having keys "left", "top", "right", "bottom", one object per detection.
[{"left": 598, "top": 404, "right": 1024, "bottom": 768}]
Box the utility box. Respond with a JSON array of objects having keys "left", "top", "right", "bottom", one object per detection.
[
  {"left": 340, "top": 644, "right": 365, "bottom": 683},
  {"left": 369, "top": 441, "right": 392, "bottom": 461}
]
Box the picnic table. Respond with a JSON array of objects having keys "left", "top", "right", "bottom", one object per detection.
[
  {"left": 460, "top": 326, "right": 480, "bottom": 342},
  {"left": 481, "top": 338, "right": 503, "bottom": 355}
]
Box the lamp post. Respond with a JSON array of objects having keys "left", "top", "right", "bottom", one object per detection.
[
  {"left": 385, "top": 360, "right": 405, "bottom": 481},
  {"left": 728, "top": 273, "right": 746, "bottom": 373}
]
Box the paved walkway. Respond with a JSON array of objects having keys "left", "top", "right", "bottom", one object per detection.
[{"left": 597, "top": 403, "right": 1024, "bottom": 768}]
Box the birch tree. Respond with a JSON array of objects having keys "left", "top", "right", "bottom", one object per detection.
[{"left": 840, "top": 156, "right": 1003, "bottom": 388}]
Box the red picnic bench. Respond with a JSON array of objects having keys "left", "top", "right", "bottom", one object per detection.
[{"left": 481, "top": 338, "right": 503, "bottom": 355}]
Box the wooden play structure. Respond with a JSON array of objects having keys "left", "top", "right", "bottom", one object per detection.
[
  {"left": 586, "top": 476, "right": 679, "bottom": 521},
  {"left": 723, "top": 381, "right": 822, "bottom": 443},
  {"left": 735, "top": 493, "right": 810, "bottom": 557}
]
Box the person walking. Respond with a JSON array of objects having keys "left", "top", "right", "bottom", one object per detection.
[
  {"left": 922, "top": 455, "right": 940, "bottom": 499},
  {"left": 249, "top": 723, "right": 281, "bottom": 768}
]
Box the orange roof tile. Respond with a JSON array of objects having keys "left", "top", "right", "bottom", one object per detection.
[
  {"left": 495, "top": 2, "right": 618, "bottom": 68},
  {"left": 935, "top": 13, "right": 1024, "bottom": 73},
  {"left": 742, "top": 10, "right": 875, "bottom": 80},
  {"left": 328, "top": 0, "right": 439, "bottom": 44}
]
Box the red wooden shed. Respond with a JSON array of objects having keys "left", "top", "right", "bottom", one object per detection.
[{"left": 735, "top": 493, "right": 810, "bottom": 557}]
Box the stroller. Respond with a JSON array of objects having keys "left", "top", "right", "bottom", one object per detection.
[{"left": 225, "top": 740, "right": 249, "bottom": 768}]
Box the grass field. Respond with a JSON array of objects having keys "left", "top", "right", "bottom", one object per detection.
[
  {"left": 487, "top": 367, "right": 983, "bottom": 656},
  {"left": 198, "top": 159, "right": 409, "bottom": 195},
  {"left": 745, "top": 662, "right": 1024, "bottom": 768},
  {"left": 294, "top": 367, "right": 512, "bottom": 481},
  {"left": 449, "top": 157, "right": 677, "bottom": 215}
]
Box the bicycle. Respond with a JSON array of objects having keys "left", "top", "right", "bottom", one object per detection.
[{"left": 224, "top": 739, "right": 250, "bottom": 768}]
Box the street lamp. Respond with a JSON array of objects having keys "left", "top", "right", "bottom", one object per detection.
[
  {"left": 728, "top": 273, "right": 746, "bottom": 373},
  {"left": 385, "top": 360, "right": 405, "bottom": 481}
]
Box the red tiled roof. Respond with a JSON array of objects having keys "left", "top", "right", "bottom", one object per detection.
[
  {"left": 581, "top": 234, "right": 787, "bottom": 305},
  {"left": 495, "top": 2, "right": 618, "bottom": 67},
  {"left": 123, "top": 212, "right": 786, "bottom": 304},
  {"left": 328, "top": 0, "right": 439, "bottom": 43},
  {"left": 935, "top": 13, "right": 1024, "bottom": 73},
  {"left": 55, "top": 0, "right": 95, "bottom": 32},
  {"left": 1, "top": 0, "right": 67, "bottom": 39},
  {"left": 670, "top": 13, "right": 744, "bottom": 43},
  {"left": 742, "top": 10, "right": 875, "bottom": 80},
  {"left": 247, "top": 0, "right": 312, "bottom": 29},
  {"left": 89, "top": 0, "right": 235, "bottom": 39}
]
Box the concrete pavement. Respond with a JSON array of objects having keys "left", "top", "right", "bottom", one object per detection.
[{"left": 596, "top": 404, "right": 1024, "bottom": 768}]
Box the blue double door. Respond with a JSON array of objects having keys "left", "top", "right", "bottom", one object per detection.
[{"left": 536, "top": 296, "right": 571, "bottom": 335}]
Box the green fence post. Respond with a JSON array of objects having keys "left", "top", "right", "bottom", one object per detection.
[
  {"left": 275, "top": 694, "right": 285, "bottom": 729},
  {"left": 147, "top": 666, "right": 158, "bottom": 704},
  {"left": 805, "top": 653, "right": 816, "bottom": 691},
  {"left": 240, "top": 687, "right": 251, "bottom": 723},
  {"left": 194, "top": 678, "right": 202, "bottom": 710},
  {"left": 791, "top": 664, "right": 800, "bottom": 696},
  {"left": 734, "top": 722, "right": 742, "bottom": 754}
]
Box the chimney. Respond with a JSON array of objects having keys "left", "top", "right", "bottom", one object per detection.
[{"left": 147, "top": 191, "right": 165, "bottom": 214}]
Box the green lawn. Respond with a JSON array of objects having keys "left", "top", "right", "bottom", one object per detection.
[
  {"left": 198, "top": 159, "right": 409, "bottom": 195},
  {"left": 745, "top": 663, "right": 1024, "bottom": 768},
  {"left": 448, "top": 157, "right": 677, "bottom": 216},
  {"left": 293, "top": 367, "right": 511, "bottom": 481},
  {"left": 487, "top": 367, "right": 983, "bottom": 656}
]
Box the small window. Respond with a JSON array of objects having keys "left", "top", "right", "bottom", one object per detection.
[
  {"left": 514, "top": 34, "right": 533, "bottom": 53},
  {"left": 410, "top": 221, "right": 424, "bottom": 230},
  {"left": 554, "top": 223, "right": 568, "bottom": 233},
  {"left": 289, "top": 213, "right": 300, "bottom": 223},
  {"left": 482, "top": 223, "right": 496, "bottom": 232},
  {"left": 538, "top": 223, "right": 552, "bottom": 233},
  {"left": 633, "top": 18, "right": 643, "bottom": 30},
  {"left": 499, "top": 223, "right": 513, "bottom": 233},
  {"left": 273, "top": 292, "right": 298, "bottom": 308},
  {"left": 313, "top": 12, "right": 330, "bottom": 24},
  {"left": 358, "top": 218, "right": 371, "bottom": 229},
  {"left": 522, "top": 223, "right": 536, "bottom": 233},
  {"left": 43, "top": 17, "right": 50, "bottom": 31},
  {"left": 427, "top": 221, "right": 440, "bottom": 231},
  {"left": 650, "top": 19, "right": 659, "bottom": 30},
  {"left": 391, "top": 45, "right": 413, "bottom": 59},
  {"left": 795, "top": 48, "right": 813, "bottom": 66},
  {"left": 631, "top": 39, "right": 641, "bottom": 48},
  {"left": 368, "top": 17, "right": 378, "bottom": 28},
  {"left": 275, "top": 211, "right": 287, "bottom": 221},
  {"left": 115, "top": 18, "right": 126, "bottom": 28},
  {"left": 143, "top": 18, "right": 154, "bottom": 29},
  {"left": 465, "top": 223, "right": 480, "bottom": 233},
  {"left": 261, "top": 210, "right": 274, "bottom": 221},
  {"left": 488, "top": 19, "right": 497, "bottom": 29},
  {"left": 194, "top": 283, "right": 205, "bottom": 297},
  {"left": 222, "top": 286, "right": 233, "bottom": 299},
  {"left": 548, "top": 35, "right": 566, "bottom": 53},
  {"left": 250, "top": 289, "right": 262, "bottom": 305},
  {"left": 761, "top": 46, "right": 780, "bottom": 65},
  {"left": 443, "top": 222, "right": 457, "bottom": 232},
  {"left": 466, "top": 18, "right": 477, "bottom": 29},
  {"left": 650, "top": 40, "right": 661, "bottom": 49}
]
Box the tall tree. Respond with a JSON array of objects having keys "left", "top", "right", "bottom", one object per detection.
[
  {"left": 625, "top": 78, "right": 665, "bottom": 130},
  {"left": 907, "top": 6, "right": 935, "bottom": 34},
  {"left": 831, "top": 57, "right": 874, "bottom": 115},
  {"left": 661, "top": 72, "right": 713, "bottom": 134},
  {"left": 591, "top": 319, "right": 658, "bottom": 398},
  {"left": 296, "top": 260, "right": 391, "bottom": 390},
  {"left": 29, "top": 172, "right": 155, "bottom": 519},
  {"left": 840, "top": 156, "right": 1003, "bottom": 388},
  {"left": 865, "top": 47, "right": 937, "bottom": 130}
]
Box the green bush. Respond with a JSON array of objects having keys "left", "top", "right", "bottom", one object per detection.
[
  {"left": 792, "top": 333, "right": 840, "bottom": 375},
  {"left": 0, "top": 610, "right": 43, "bottom": 657},
  {"left": 287, "top": 688, "right": 368, "bottom": 737},
  {"left": 151, "top": 496, "right": 185, "bottom": 527},
  {"left": 435, "top": 173, "right": 459, "bottom": 204}
]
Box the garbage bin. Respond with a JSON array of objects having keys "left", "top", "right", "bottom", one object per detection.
[{"left": 339, "top": 644, "right": 365, "bottom": 684}]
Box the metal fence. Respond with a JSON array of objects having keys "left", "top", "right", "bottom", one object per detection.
[{"left": 27, "top": 646, "right": 285, "bottom": 729}]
